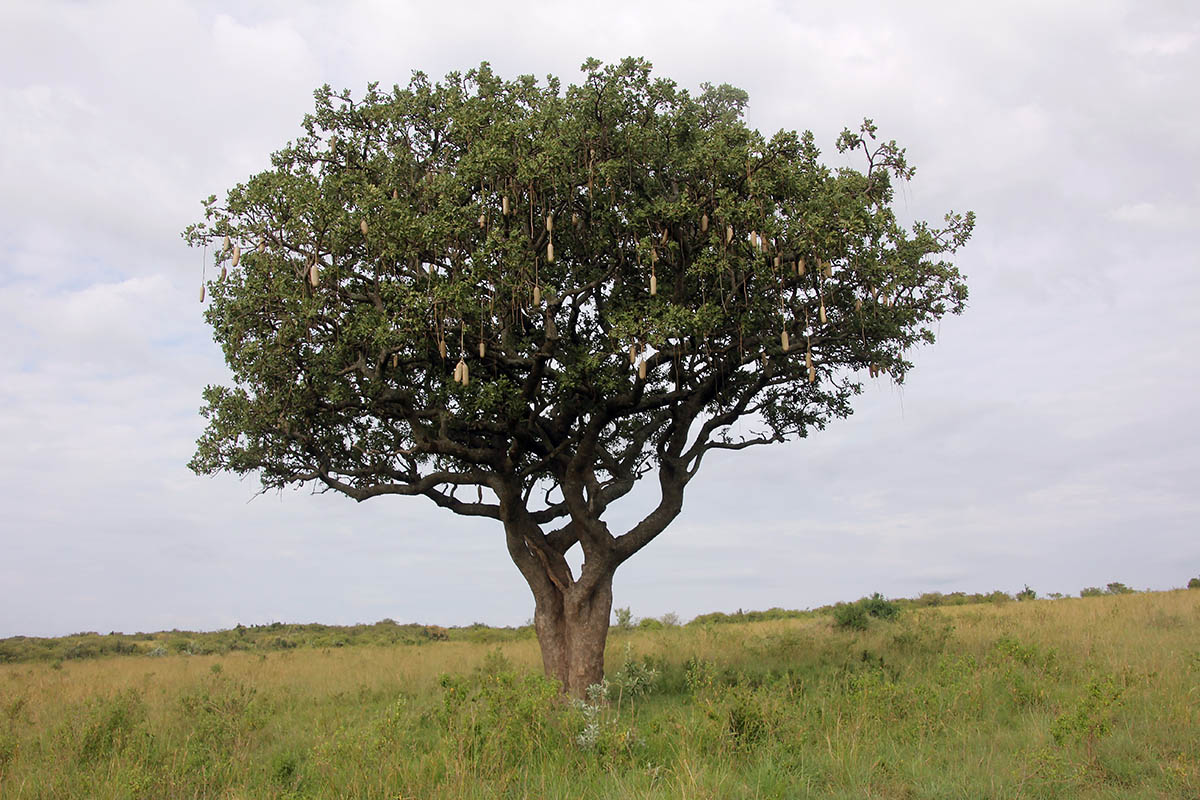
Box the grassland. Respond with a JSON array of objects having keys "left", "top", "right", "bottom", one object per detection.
[{"left": 1, "top": 590, "right": 1197, "bottom": 799}]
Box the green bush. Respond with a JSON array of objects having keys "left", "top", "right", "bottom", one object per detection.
[
  {"left": 437, "top": 656, "right": 561, "bottom": 774},
  {"left": 833, "top": 603, "right": 869, "bottom": 631},
  {"left": 78, "top": 689, "right": 147, "bottom": 763},
  {"left": 612, "top": 607, "right": 634, "bottom": 630},
  {"left": 861, "top": 592, "right": 900, "bottom": 620},
  {"left": 834, "top": 593, "right": 900, "bottom": 631},
  {"left": 1106, "top": 582, "right": 1135, "bottom": 595},
  {"left": 1016, "top": 585, "right": 1037, "bottom": 601},
  {"left": 1080, "top": 587, "right": 1105, "bottom": 597},
  {"left": 1188, "top": 577, "right": 1200, "bottom": 589}
]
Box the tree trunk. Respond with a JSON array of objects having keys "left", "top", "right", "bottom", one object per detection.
[
  {"left": 498, "top": 480, "right": 625, "bottom": 698},
  {"left": 532, "top": 572, "right": 613, "bottom": 698}
]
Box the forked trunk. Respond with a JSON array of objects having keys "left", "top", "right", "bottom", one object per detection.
[
  {"left": 533, "top": 574, "right": 613, "bottom": 698},
  {"left": 499, "top": 478, "right": 660, "bottom": 699}
]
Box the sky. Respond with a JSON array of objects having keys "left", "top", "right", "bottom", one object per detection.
[{"left": 1, "top": 0, "right": 1197, "bottom": 639}]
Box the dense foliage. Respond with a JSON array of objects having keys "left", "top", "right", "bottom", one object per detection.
[
  {"left": 185, "top": 56, "right": 970, "bottom": 530},
  {"left": 184, "top": 57, "right": 973, "bottom": 692}
]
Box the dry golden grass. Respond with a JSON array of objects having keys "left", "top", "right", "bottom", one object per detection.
[{"left": 1, "top": 590, "right": 1197, "bottom": 799}]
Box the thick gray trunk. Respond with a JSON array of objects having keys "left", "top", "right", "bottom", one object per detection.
[{"left": 533, "top": 574, "right": 613, "bottom": 698}]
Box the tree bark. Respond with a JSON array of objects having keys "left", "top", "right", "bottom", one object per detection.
[
  {"left": 498, "top": 452, "right": 690, "bottom": 698},
  {"left": 532, "top": 573, "right": 613, "bottom": 698},
  {"left": 501, "top": 487, "right": 617, "bottom": 697}
]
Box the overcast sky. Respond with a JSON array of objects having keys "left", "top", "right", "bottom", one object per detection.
[{"left": 1, "top": 0, "right": 1197, "bottom": 638}]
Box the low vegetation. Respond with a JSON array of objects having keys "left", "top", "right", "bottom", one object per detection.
[
  {"left": 1, "top": 587, "right": 1196, "bottom": 798},
  {"left": 8, "top": 582, "right": 1176, "bottom": 666}
]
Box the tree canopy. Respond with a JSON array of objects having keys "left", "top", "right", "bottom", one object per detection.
[{"left": 186, "top": 57, "right": 972, "bottom": 695}]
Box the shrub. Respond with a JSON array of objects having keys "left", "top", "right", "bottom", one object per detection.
[
  {"left": 833, "top": 603, "right": 869, "bottom": 631},
  {"left": 833, "top": 593, "right": 900, "bottom": 631},
  {"left": 1080, "top": 586, "right": 1105, "bottom": 597},
  {"left": 78, "top": 689, "right": 146, "bottom": 763},
  {"left": 437, "top": 660, "right": 560, "bottom": 774},
  {"left": 1106, "top": 582, "right": 1134, "bottom": 595},
  {"left": 613, "top": 607, "right": 634, "bottom": 630},
  {"left": 1016, "top": 585, "right": 1037, "bottom": 601},
  {"left": 1188, "top": 577, "right": 1200, "bottom": 589},
  {"left": 1050, "top": 675, "right": 1123, "bottom": 746},
  {"left": 861, "top": 592, "right": 900, "bottom": 620},
  {"left": 609, "top": 643, "right": 659, "bottom": 708},
  {"left": 422, "top": 625, "right": 449, "bottom": 641}
]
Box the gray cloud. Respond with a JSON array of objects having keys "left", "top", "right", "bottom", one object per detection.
[{"left": 1, "top": 0, "right": 1197, "bottom": 637}]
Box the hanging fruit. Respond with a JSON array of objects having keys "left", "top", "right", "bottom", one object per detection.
[
  {"left": 222, "top": 235, "right": 230, "bottom": 253},
  {"left": 650, "top": 269, "right": 657, "bottom": 296},
  {"left": 547, "top": 241, "right": 554, "bottom": 262},
  {"left": 701, "top": 213, "right": 709, "bottom": 233},
  {"left": 360, "top": 219, "right": 369, "bottom": 236},
  {"left": 219, "top": 265, "right": 227, "bottom": 282},
  {"left": 725, "top": 225, "right": 734, "bottom": 245},
  {"left": 478, "top": 340, "right": 486, "bottom": 358},
  {"left": 819, "top": 299, "right": 827, "bottom": 325},
  {"left": 308, "top": 262, "right": 320, "bottom": 287},
  {"left": 797, "top": 257, "right": 806, "bottom": 277},
  {"left": 629, "top": 343, "right": 637, "bottom": 365},
  {"left": 546, "top": 213, "right": 554, "bottom": 232},
  {"left": 231, "top": 246, "right": 240, "bottom": 267},
  {"left": 199, "top": 284, "right": 205, "bottom": 303},
  {"left": 502, "top": 196, "right": 510, "bottom": 215},
  {"left": 533, "top": 285, "right": 542, "bottom": 305},
  {"left": 478, "top": 213, "right": 486, "bottom": 228},
  {"left": 781, "top": 330, "right": 789, "bottom": 352},
  {"left": 638, "top": 359, "right": 647, "bottom": 379},
  {"left": 438, "top": 339, "right": 447, "bottom": 360}
]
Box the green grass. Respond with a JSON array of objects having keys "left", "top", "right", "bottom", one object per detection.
[{"left": 1, "top": 590, "right": 1197, "bottom": 798}]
